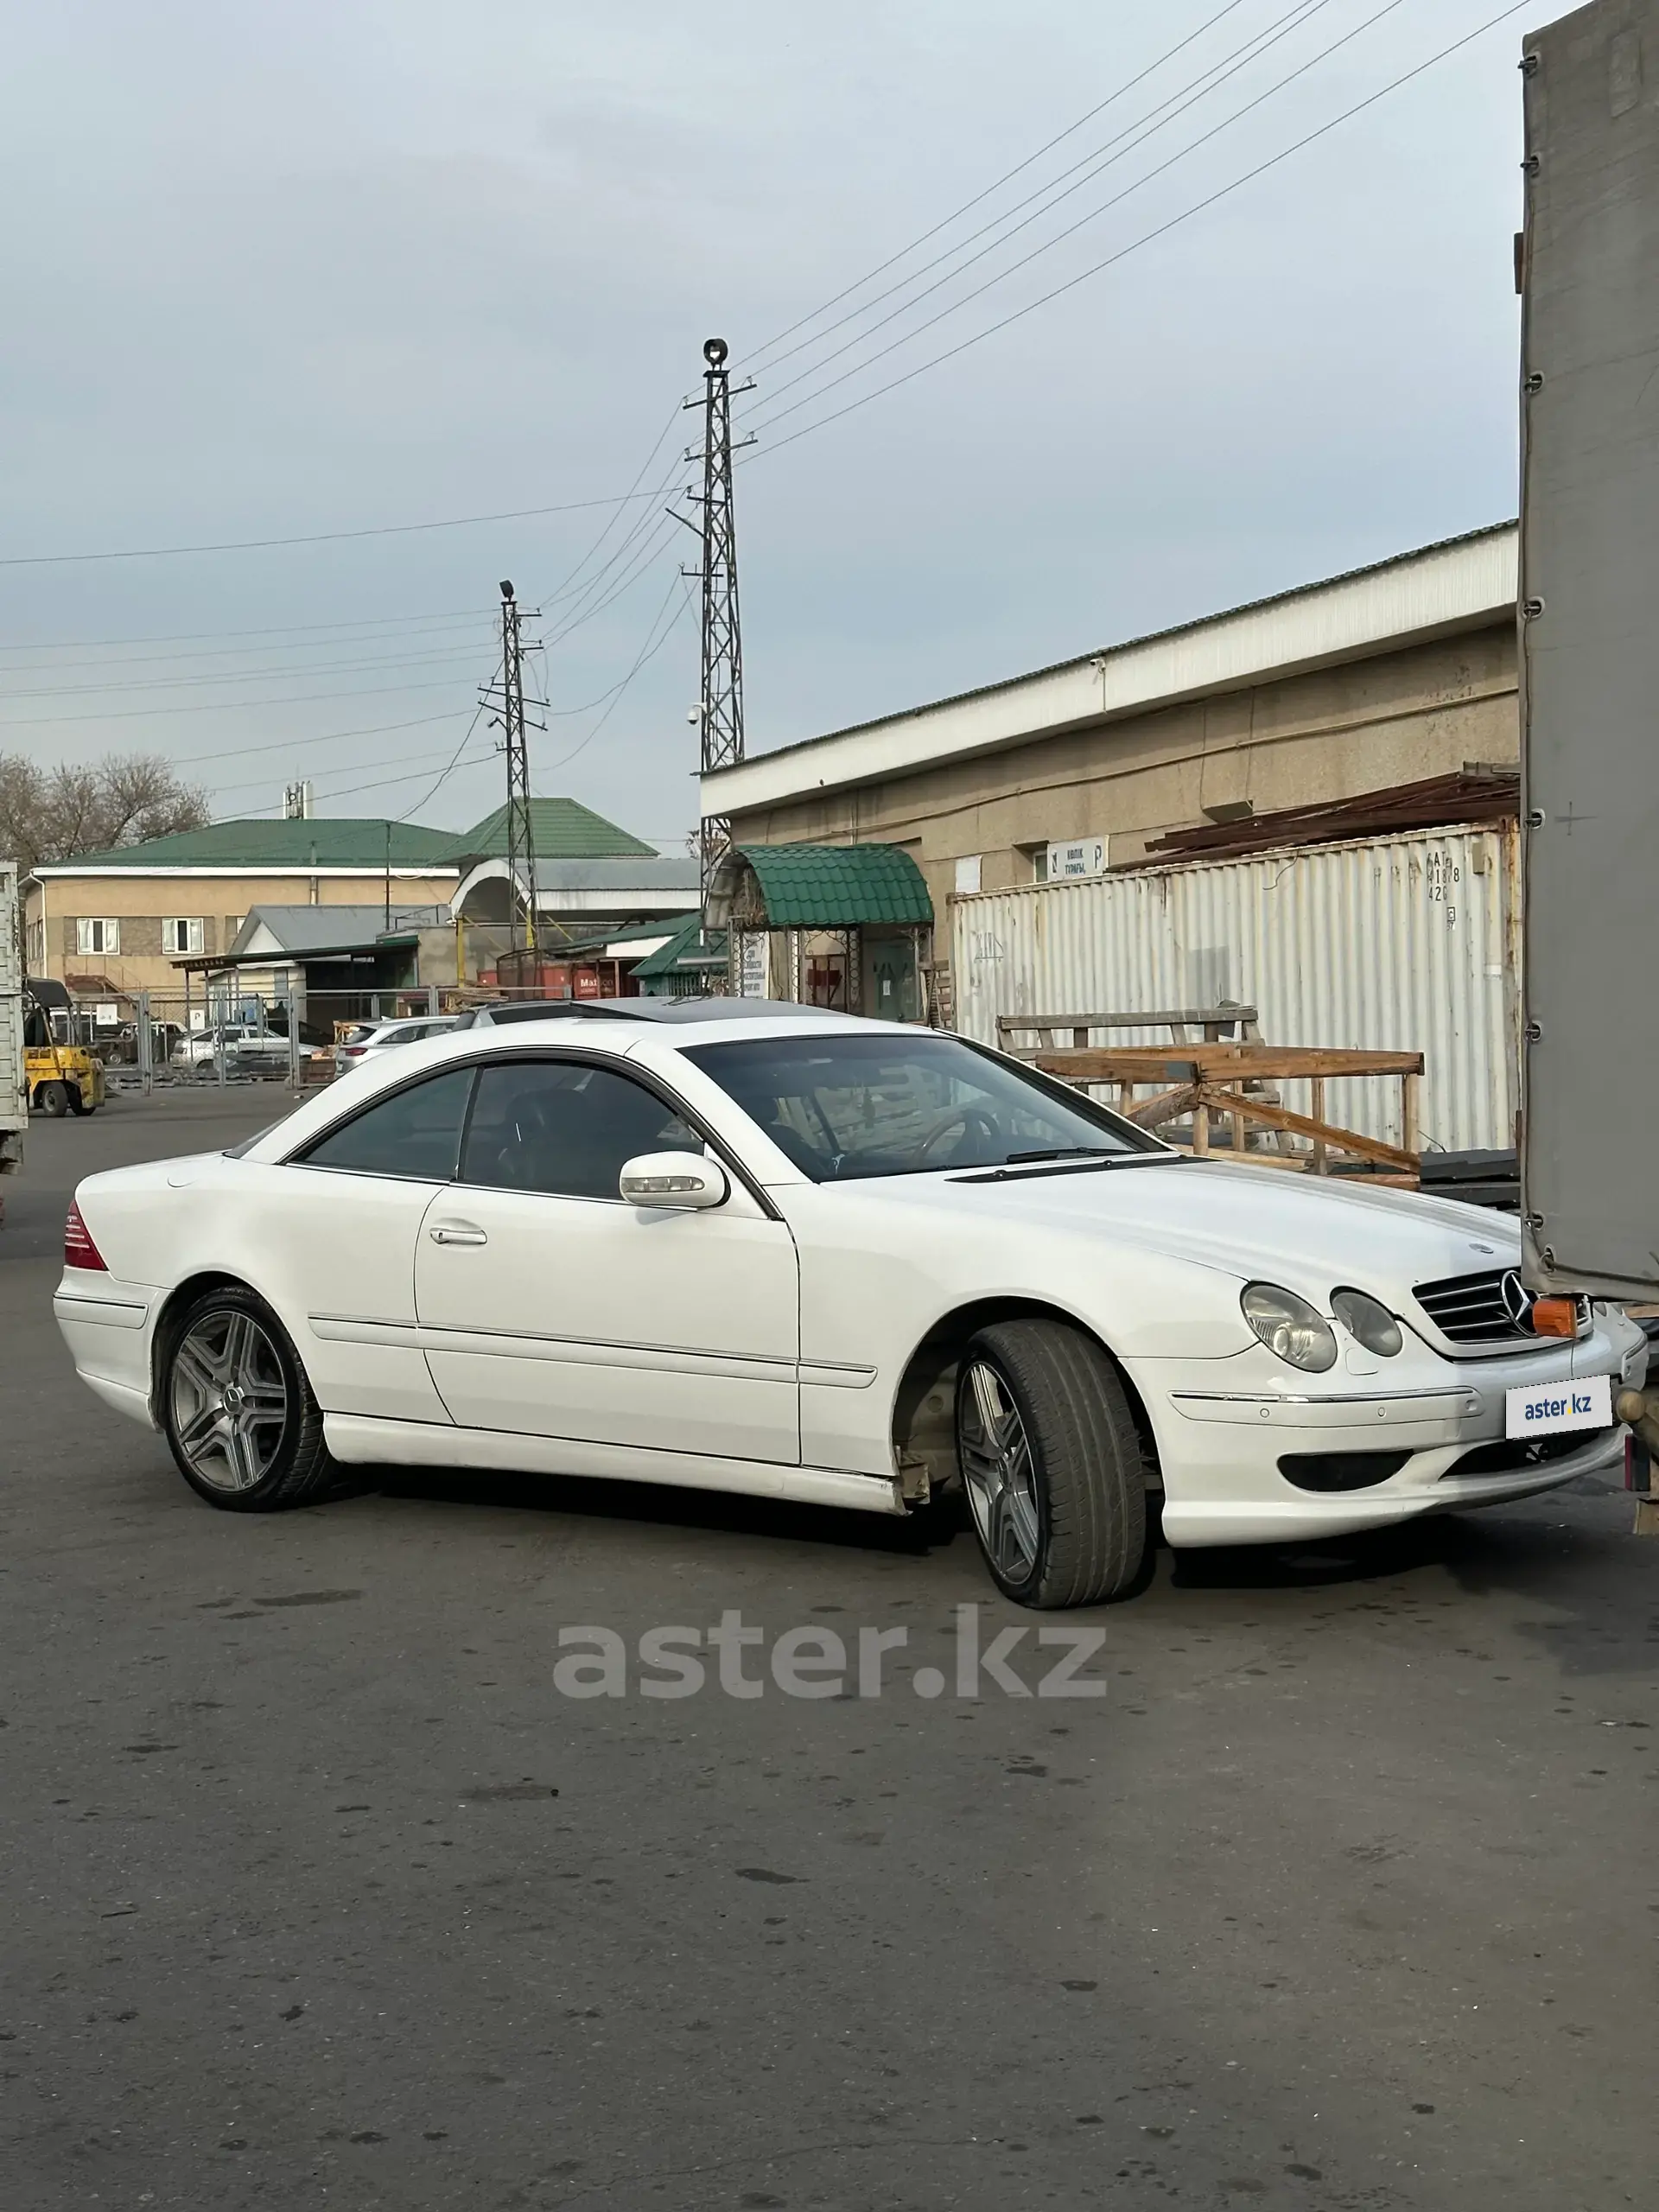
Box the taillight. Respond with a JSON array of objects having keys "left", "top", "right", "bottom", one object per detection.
[{"left": 64, "top": 1201, "right": 108, "bottom": 1272}]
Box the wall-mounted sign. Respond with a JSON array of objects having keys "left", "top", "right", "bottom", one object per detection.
[
  {"left": 1046, "top": 838, "right": 1108, "bottom": 880},
  {"left": 738, "top": 931, "right": 768, "bottom": 998}
]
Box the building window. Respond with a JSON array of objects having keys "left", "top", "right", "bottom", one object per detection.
[
  {"left": 26, "top": 919, "right": 44, "bottom": 969},
  {"left": 75, "top": 918, "right": 121, "bottom": 956},
  {"left": 162, "top": 917, "right": 206, "bottom": 955}
]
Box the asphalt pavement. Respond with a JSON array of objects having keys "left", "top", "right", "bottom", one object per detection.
[{"left": 2, "top": 1091, "right": 1656, "bottom": 2211}]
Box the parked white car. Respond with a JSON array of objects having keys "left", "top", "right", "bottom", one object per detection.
[
  {"left": 55, "top": 1005, "right": 1646, "bottom": 1607},
  {"left": 334, "top": 1014, "right": 457, "bottom": 1077},
  {"left": 171, "top": 1025, "right": 289, "bottom": 1073}
]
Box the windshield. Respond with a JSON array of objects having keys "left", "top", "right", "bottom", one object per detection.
[{"left": 683, "top": 1032, "right": 1157, "bottom": 1181}]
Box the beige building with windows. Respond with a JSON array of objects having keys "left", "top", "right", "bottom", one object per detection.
[
  {"left": 22, "top": 819, "right": 463, "bottom": 1003},
  {"left": 22, "top": 797, "right": 661, "bottom": 1006},
  {"left": 701, "top": 524, "right": 1521, "bottom": 928}
]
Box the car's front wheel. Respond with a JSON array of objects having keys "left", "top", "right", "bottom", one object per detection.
[
  {"left": 160, "top": 1286, "right": 340, "bottom": 1511},
  {"left": 955, "top": 1319, "right": 1148, "bottom": 1608}
]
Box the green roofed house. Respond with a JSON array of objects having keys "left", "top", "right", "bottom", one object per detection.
[
  {"left": 22, "top": 796, "right": 658, "bottom": 1005},
  {"left": 449, "top": 798, "right": 657, "bottom": 867},
  {"left": 706, "top": 844, "right": 935, "bottom": 1020}
]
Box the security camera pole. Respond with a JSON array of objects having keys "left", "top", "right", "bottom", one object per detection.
[{"left": 687, "top": 338, "right": 754, "bottom": 927}]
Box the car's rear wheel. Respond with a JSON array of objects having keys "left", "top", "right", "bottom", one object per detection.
[
  {"left": 161, "top": 1286, "right": 340, "bottom": 1511},
  {"left": 35, "top": 1081, "right": 68, "bottom": 1116},
  {"left": 955, "top": 1319, "right": 1148, "bottom": 1608}
]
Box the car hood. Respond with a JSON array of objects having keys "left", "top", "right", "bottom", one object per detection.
[{"left": 883, "top": 1158, "right": 1519, "bottom": 1307}]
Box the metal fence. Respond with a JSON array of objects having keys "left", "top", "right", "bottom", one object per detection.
[{"left": 99, "top": 985, "right": 450, "bottom": 1096}]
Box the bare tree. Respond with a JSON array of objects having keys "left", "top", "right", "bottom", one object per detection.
[{"left": 0, "top": 752, "right": 211, "bottom": 877}]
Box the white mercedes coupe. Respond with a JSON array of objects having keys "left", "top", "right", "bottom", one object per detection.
[{"left": 55, "top": 1003, "right": 1645, "bottom": 1609}]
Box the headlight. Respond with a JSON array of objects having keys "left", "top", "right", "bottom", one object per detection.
[
  {"left": 1331, "top": 1287, "right": 1403, "bottom": 1358},
  {"left": 1241, "top": 1282, "right": 1338, "bottom": 1373}
]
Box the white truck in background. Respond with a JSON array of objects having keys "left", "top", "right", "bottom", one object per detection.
[
  {"left": 1517, "top": 0, "right": 1659, "bottom": 1500},
  {"left": 1, "top": 861, "right": 25, "bottom": 1219}
]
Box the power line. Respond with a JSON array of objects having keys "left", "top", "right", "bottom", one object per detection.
[
  {"left": 749, "top": 0, "right": 1526, "bottom": 456},
  {"left": 168, "top": 705, "right": 488, "bottom": 773},
  {"left": 0, "top": 670, "right": 481, "bottom": 730},
  {"left": 0, "top": 488, "right": 669, "bottom": 570},
  {"left": 0, "top": 603, "right": 497, "bottom": 655},
  {"left": 0, "top": 612, "right": 495, "bottom": 673},
  {"left": 533, "top": 399, "right": 688, "bottom": 607},
  {"left": 543, "top": 571, "right": 696, "bottom": 776},
  {"left": 751, "top": 0, "right": 1336, "bottom": 397},
  {"left": 747, "top": 0, "right": 1405, "bottom": 442},
  {"left": 0, "top": 637, "right": 499, "bottom": 702},
  {"left": 746, "top": 0, "right": 1255, "bottom": 367},
  {"left": 208, "top": 731, "right": 497, "bottom": 800},
  {"left": 394, "top": 701, "right": 493, "bottom": 823},
  {"left": 217, "top": 747, "right": 500, "bottom": 819}
]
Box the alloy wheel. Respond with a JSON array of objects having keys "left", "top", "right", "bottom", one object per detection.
[
  {"left": 957, "top": 1358, "right": 1042, "bottom": 1585},
  {"left": 169, "top": 1309, "right": 290, "bottom": 1493}
]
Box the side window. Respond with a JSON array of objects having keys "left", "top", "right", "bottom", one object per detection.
[
  {"left": 299, "top": 1066, "right": 475, "bottom": 1181},
  {"left": 461, "top": 1059, "right": 701, "bottom": 1202}
]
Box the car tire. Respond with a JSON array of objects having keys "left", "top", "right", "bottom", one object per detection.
[
  {"left": 956, "top": 1319, "right": 1148, "bottom": 1609},
  {"left": 35, "top": 1081, "right": 69, "bottom": 1116},
  {"left": 160, "top": 1285, "right": 341, "bottom": 1513}
]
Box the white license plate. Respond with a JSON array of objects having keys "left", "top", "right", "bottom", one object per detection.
[{"left": 1504, "top": 1372, "right": 1612, "bottom": 1440}]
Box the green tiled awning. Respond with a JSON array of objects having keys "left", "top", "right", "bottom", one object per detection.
[{"left": 733, "top": 844, "right": 932, "bottom": 927}]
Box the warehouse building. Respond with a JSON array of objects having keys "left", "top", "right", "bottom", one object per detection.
[{"left": 700, "top": 523, "right": 1520, "bottom": 935}]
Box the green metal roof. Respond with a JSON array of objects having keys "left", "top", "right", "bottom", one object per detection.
[
  {"left": 734, "top": 843, "right": 932, "bottom": 927},
  {"left": 41, "top": 817, "right": 461, "bottom": 871},
  {"left": 631, "top": 917, "right": 727, "bottom": 979},
  {"left": 453, "top": 798, "right": 656, "bottom": 862}
]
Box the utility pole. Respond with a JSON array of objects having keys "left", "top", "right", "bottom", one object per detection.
[
  {"left": 482, "top": 581, "right": 542, "bottom": 960},
  {"left": 685, "top": 338, "right": 754, "bottom": 919}
]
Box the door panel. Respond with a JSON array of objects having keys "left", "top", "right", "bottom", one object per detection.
[
  {"left": 413, "top": 1056, "right": 801, "bottom": 1461},
  {"left": 416, "top": 1190, "right": 800, "bottom": 1459},
  {"left": 232, "top": 1162, "right": 451, "bottom": 1421}
]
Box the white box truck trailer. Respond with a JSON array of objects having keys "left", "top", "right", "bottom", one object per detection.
[{"left": 1518, "top": 0, "right": 1659, "bottom": 1493}]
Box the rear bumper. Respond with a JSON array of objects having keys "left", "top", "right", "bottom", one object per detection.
[{"left": 54, "top": 1274, "right": 158, "bottom": 1429}]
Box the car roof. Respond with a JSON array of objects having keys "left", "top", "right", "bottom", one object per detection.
[{"left": 474, "top": 995, "right": 845, "bottom": 1027}]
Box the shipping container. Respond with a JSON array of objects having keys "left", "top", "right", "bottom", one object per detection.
[{"left": 950, "top": 823, "right": 1519, "bottom": 1154}]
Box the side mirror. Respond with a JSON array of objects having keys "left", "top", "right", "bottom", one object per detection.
[{"left": 619, "top": 1149, "right": 728, "bottom": 1211}]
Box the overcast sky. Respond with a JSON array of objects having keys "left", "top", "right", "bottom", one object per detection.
[{"left": 0, "top": 0, "right": 1528, "bottom": 850}]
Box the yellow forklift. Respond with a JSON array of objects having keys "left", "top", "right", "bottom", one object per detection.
[{"left": 23, "top": 982, "right": 105, "bottom": 1117}]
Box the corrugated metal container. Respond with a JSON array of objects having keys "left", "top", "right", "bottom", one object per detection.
[{"left": 951, "top": 824, "right": 1519, "bottom": 1153}]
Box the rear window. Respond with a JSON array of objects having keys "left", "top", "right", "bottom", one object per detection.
[{"left": 298, "top": 1066, "right": 475, "bottom": 1181}]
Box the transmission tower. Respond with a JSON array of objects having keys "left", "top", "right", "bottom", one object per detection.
[
  {"left": 481, "top": 580, "right": 543, "bottom": 958},
  {"left": 686, "top": 337, "right": 754, "bottom": 915}
]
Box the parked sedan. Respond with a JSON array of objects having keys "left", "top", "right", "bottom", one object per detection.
[
  {"left": 171, "top": 1025, "right": 289, "bottom": 1074},
  {"left": 54, "top": 1005, "right": 1648, "bottom": 1607},
  {"left": 334, "top": 1014, "right": 457, "bottom": 1077}
]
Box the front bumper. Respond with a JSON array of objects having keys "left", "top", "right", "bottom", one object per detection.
[{"left": 1129, "top": 1313, "right": 1648, "bottom": 1548}]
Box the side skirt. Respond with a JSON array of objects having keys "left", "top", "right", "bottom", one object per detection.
[{"left": 322, "top": 1414, "right": 909, "bottom": 1517}]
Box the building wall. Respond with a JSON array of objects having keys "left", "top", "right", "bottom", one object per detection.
[
  {"left": 23, "top": 871, "right": 458, "bottom": 997},
  {"left": 725, "top": 623, "right": 1517, "bottom": 932}
]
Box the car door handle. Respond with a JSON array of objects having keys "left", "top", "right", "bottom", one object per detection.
[{"left": 429, "top": 1223, "right": 488, "bottom": 1247}]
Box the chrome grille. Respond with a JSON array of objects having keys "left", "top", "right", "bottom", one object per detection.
[{"left": 1413, "top": 1268, "right": 1588, "bottom": 1348}]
